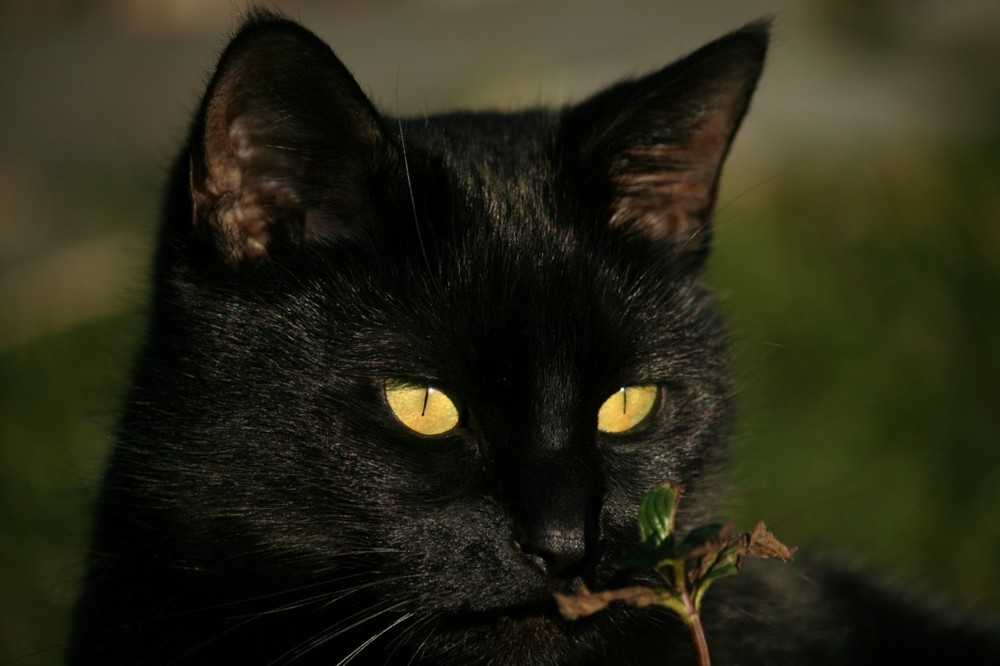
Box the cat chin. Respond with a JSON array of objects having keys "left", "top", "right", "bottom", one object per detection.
[
  {"left": 380, "top": 578, "right": 605, "bottom": 661},
  {"left": 428, "top": 604, "right": 609, "bottom": 665}
]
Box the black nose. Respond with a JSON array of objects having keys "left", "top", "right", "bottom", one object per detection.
[
  {"left": 511, "top": 455, "right": 600, "bottom": 577},
  {"left": 518, "top": 524, "right": 589, "bottom": 576}
]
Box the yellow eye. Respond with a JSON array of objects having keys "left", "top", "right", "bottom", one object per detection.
[
  {"left": 597, "top": 385, "right": 659, "bottom": 434},
  {"left": 384, "top": 380, "right": 461, "bottom": 436}
]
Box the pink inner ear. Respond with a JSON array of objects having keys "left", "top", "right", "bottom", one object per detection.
[
  {"left": 608, "top": 108, "right": 731, "bottom": 245},
  {"left": 219, "top": 196, "right": 270, "bottom": 260},
  {"left": 193, "top": 113, "right": 307, "bottom": 263},
  {"left": 184, "top": 20, "right": 393, "bottom": 267}
]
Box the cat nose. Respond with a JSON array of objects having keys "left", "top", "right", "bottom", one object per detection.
[
  {"left": 518, "top": 525, "right": 589, "bottom": 576},
  {"left": 511, "top": 455, "right": 600, "bottom": 577}
]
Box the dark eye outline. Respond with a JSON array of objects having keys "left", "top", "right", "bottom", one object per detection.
[{"left": 383, "top": 379, "right": 465, "bottom": 438}]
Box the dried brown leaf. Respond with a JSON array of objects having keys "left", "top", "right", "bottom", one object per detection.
[
  {"left": 746, "top": 521, "right": 797, "bottom": 562},
  {"left": 553, "top": 585, "right": 661, "bottom": 621}
]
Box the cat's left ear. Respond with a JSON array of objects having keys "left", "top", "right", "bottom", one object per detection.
[
  {"left": 188, "top": 12, "right": 396, "bottom": 265},
  {"left": 560, "top": 21, "right": 768, "bottom": 266}
]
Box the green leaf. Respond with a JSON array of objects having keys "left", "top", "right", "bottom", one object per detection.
[
  {"left": 703, "top": 560, "right": 740, "bottom": 583},
  {"left": 676, "top": 522, "right": 730, "bottom": 581},
  {"left": 677, "top": 522, "right": 727, "bottom": 557},
  {"left": 638, "top": 482, "right": 680, "bottom": 547},
  {"left": 614, "top": 544, "right": 664, "bottom": 570},
  {"left": 692, "top": 558, "right": 741, "bottom": 610}
]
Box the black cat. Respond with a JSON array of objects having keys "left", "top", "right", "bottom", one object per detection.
[{"left": 70, "top": 10, "right": 999, "bottom": 664}]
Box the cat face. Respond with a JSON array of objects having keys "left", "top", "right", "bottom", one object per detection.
[{"left": 101, "top": 11, "right": 766, "bottom": 663}]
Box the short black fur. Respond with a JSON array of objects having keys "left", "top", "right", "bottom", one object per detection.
[{"left": 70, "top": 10, "right": 1000, "bottom": 664}]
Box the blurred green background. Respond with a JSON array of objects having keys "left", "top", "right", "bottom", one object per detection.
[{"left": 1, "top": 0, "right": 998, "bottom": 662}]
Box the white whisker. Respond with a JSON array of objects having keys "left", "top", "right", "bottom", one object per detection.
[
  {"left": 398, "top": 118, "right": 432, "bottom": 273},
  {"left": 336, "top": 610, "right": 416, "bottom": 666}
]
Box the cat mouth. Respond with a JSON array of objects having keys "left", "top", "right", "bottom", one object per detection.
[
  {"left": 438, "top": 591, "right": 615, "bottom": 651},
  {"left": 441, "top": 598, "right": 573, "bottom": 637},
  {"left": 451, "top": 575, "right": 594, "bottom": 624}
]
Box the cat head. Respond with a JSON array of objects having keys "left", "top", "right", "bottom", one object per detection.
[{"left": 134, "top": 10, "right": 767, "bottom": 660}]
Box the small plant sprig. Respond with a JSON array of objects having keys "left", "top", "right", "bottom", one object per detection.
[{"left": 554, "top": 482, "right": 795, "bottom": 666}]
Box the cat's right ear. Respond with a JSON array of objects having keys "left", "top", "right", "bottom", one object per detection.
[
  {"left": 187, "top": 12, "right": 394, "bottom": 266},
  {"left": 559, "top": 21, "right": 768, "bottom": 269}
]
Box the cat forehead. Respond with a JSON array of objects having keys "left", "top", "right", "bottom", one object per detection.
[
  {"left": 402, "top": 110, "right": 555, "bottom": 159},
  {"left": 351, "top": 244, "right": 708, "bottom": 396},
  {"left": 402, "top": 111, "right": 558, "bottom": 196},
  {"left": 389, "top": 110, "right": 590, "bottom": 258},
  {"left": 358, "top": 220, "right": 689, "bottom": 356}
]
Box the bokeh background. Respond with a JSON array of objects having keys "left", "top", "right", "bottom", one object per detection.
[{"left": 1, "top": 0, "right": 998, "bottom": 662}]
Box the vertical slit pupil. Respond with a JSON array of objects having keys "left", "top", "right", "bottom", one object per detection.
[{"left": 421, "top": 387, "right": 430, "bottom": 416}]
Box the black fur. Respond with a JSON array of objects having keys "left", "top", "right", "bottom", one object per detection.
[{"left": 70, "top": 11, "right": 1000, "bottom": 664}]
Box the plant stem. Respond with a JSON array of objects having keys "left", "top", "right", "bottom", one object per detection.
[
  {"left": 687, "top": 612, "right": 710, "bottom": 666},
  {"left": 680, "top": 589, "right": 710, "bottom": 666}
]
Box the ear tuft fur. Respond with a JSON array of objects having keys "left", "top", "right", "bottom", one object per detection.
[
  {"left": 562, "top": 20, "right": 769, "bottom": 266},
  {"left": 187, "top": 14, "right": 393, "bottom": 266}
]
